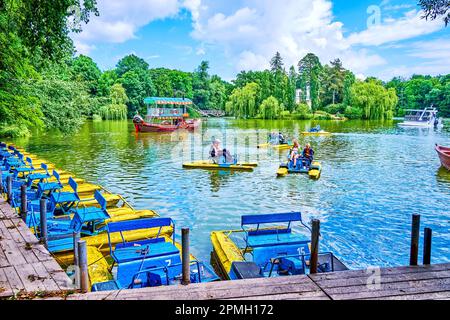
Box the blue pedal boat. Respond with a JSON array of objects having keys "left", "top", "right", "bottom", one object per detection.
[
  {"left": 210, "top": 212, "right": 347, "bottom": 280},
  {"left": 91, "top": 218, "right": 219, "bottom": 291}
]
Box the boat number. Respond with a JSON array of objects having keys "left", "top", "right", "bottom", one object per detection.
[
  {"left": 165, "top": 259, "right": 172, "bottom": 266},
  {"left": 297, "top": 247, "right": 306, "bottom": 256}
]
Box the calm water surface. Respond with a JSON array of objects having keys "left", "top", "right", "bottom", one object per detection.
[{"left": 8, "top": 119, "right": 450, "bottom": 269}]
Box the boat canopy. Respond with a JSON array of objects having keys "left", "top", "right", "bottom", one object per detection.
[{"left": 144, "top": 97, "right": 193, "bottom": 105}]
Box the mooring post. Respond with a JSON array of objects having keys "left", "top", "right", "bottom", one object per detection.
[
  {"left": 77, "top": 240, "right": 89, "bottom": 293},
  {"left": 0, "top": 169, "right": 3, "bottom": 193},
  {"left": 310, "top": 219, "right": 320, "bottom": 274},
  {"left": 20, "top": 184, "right": 28, "bottom": 221},
  {"left": 181, "top": 227, "right": 190, "bottom": 285},
  {"left": 73, "top": 231, "right": 81, "bottom": 266},
  {"left": 39, "top": 198, "right": 48, "bottom": 249},
  {"left": 6, "top": 175, "right": 12, "bottom": 204},
  {"left": 409, "top": 214, "right": 420, "bottom": 266},
  {"left": 423, "top": 228, "right": 432, "bottom": 265}
]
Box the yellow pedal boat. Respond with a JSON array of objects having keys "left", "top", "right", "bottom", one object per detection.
[
  {"left": 257, "top": 143, "right": 292, "bottom": 150},
  {"left": 183, "top": 160, "right": 258, "bottom": 172},
  {"left": 300, "top": 131, "right": 332, "bottom": 136},
  {"left": 277, "top": 161, "right": 322, "bottom": 179}
]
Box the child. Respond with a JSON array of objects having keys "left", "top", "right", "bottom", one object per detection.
[{"left": 290, "top": 140, "right": 300, "bottom": 167}]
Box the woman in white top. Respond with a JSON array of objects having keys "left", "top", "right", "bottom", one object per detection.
[{"left": 209, "top": 139, "right": 233, "bottom": 163}]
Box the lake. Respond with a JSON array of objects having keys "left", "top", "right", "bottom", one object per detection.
[{"left": 6, "top": 118, "right": 450, "bottom": 270}]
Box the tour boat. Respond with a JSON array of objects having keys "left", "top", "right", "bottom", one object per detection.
[
  {"left": 398, "top": 107, "right": 442, "bottom": 128},
  {"left": 436, "top": 144, "right": 450, "bottom": 171},
  {"left": 133, "top": 97, "right": 201, "bottom": 133},
  {"left": 210, "top": 212, "right": 348, "bottom": 280}
]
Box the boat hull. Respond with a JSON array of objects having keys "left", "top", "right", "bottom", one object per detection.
[
  {"left": 301, "top": 131, "right": 332, "bottom": 136},
  {"left": 257, "top": 143, "right": 292, "bottom": 150},
  {"left": 436, "top": 144, "right": 450, "bottom": 170},
  {"left": 133, "top": 119, "right": 201, "bottom": 133},
  {"left": 183, "top": 160, "right": 258, "bottom": 171}
]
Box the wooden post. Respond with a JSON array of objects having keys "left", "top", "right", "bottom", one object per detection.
[
  {"left": 6, "top": 175, "right": 12, "bottom": 204},
  {"left": 0, "top": 169, "right": 3, "bottom": 194},
  {"left": 73, "top": 231, "right": 81, "bottom": 266},
  {"left": 181, "top": 227, "right": 190, "bottom": 285},
  {"left": 410, "top": 214, "right": 420, "bottom": 266},
  {"left": 39, "top": 198, "right": 48, "bottom": 249},
  {"left": 20, "top": 184, "right": 27, "bottom": 221},
  {"left": 310, "top": 219, "right": 320, "bottom": 274},
  {"left": 423, "top": 228, "right": 432, "bottom": 265},
  {"left": 77, "top": 240, "right": 89, "bottom": 293}
]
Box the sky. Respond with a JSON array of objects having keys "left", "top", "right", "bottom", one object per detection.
[{"left": 71, "top": 0, "right": 450, "bottom": 81}]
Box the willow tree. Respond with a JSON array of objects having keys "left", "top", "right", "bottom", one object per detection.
[
  {"left": 99, "top": 83, "right": 128, "bottom": 120},
  {"left": 349, "top": 80, "right": 398, "bottom": 120},
  {"left": 259, "top": 96, "right": 282, "bottom": 119},
  {"left": 225, "top": 82, "right": 259, "bottom": 118}
]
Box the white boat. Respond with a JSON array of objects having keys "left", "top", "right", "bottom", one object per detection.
[{"left": 398, "top": 107, "right": 442, "bottom": 128}]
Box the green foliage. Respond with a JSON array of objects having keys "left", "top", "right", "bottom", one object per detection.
[
  {"left": 344, "top": 106, "right": 363, "bottom": 119},
  {"left": 292, "top": 103, "right": 313, "bottom": 120},
  {"left": 324, "top": 103, "right": 346, "bottom": 115},
  {"left": 99, "top": 83, "right": 128, "bottom": 120},
  {"left": 193, "top": 61, "right": 211, "bottom": 109},
  {"left": 349, "top": 80, "right": 397, "bottom": 120},
  {"left": 419, "top": 0, "right": 450, "bottom": 26},
  {"left": 118, "top": 68, "right": 155, "bottom": 116},
  {"left": 116, "top": 54, "right": 149, "bottom": 77},
  {"left": 70, "top": 54, "right": 101, "bottom": 94},
  {"left": 298, "top": 53, "right": 322, "bottom": 110},
  {"left": 259, "top": 96, "right": 281, "bottom": 119},
  {"left": 97, "top": 70, "right": 118, "bottom": 96},
  {"left": 226, "top": 82, "right": 259, "bottom": 118}
]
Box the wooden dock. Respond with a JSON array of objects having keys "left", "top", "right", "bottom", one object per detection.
[
  {"left": 0, "top": 196, "right": 449, "bottom": 301},
  {"left": 0, "top": 198, "right": 72, "bottom": 299},
  {"left": 64, "top": 263, "right": 450, "bottom": 300}
]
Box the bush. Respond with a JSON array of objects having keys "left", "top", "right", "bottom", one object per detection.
[
  {"left": 0, "top": 124, "right": 30, "bottom": 138},
  {"left": 99, "top": 104, "right": 127, "bottom": 120},
  {"left": 324, "top": 103, "right": 345, "bottom": 115},
  {"left": 344, "top": 106, "right": 363, "bottom": 119},
  {"left": 313, "top": 111, "right": 332, "bottom": 120},
  {"left": 291, "top": 103, "right": 313, "bottom": 119}
]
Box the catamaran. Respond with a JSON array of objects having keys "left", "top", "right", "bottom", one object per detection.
[
  {"left": 398, "top": 107, "right": 442, "bottom": 128},
  {"left": 133, "top": 97, "right": 201, "bottom": 133}
]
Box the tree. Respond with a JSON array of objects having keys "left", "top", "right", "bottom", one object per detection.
[
  {"left": 119, "top": 69, "right": 155, "bottom": 116},
  {"left": 259, "top": 96, "right": 281, "bottom": 119},
  {"left": 419, "top": 0, "right": 450, "bottom": 26},
  {"left": 193, "top": 61, "right": 211, "bottom": 109},
  {"left": 342, "top": 70, "right": 356, "bottom": 106},
  {"left": 349, "top": 80, "right": 398, "bottom": 120},
  {"left": 116, "top": 54, "right": 149, "bottom": 77},
  {"left": 298, "top": 53, "right": 322, "bottom": 110},
  {"left": 97, "top": 70, "right": 118, "bottom": 96},
  {"left": 321, "top": 59, "right": 346, "bottom": 106},
  {"left": 209, "top": 75, "right": 228, "bottom": 110},
  {"left": 270, "top": 52, "right": 284, "bottom": 73},
  {"left": 70, "top": 54, "right": 101, "bottom": 94},
  {"left": 3, "top": 0, "right": 98, "bottom": 63},
  {"left": 225, "top": 82, "right": 259, "bottom": 118},
  {"left": 99, "top": 83, "right": 128, "bottom": 120}
]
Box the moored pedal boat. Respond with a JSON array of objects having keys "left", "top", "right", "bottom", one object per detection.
[
  {"left": 90, "top": 218, "right": 219, "bottom": 291},
  {"left": 210, "top": 212, "right": 347, "bottom": 280}
]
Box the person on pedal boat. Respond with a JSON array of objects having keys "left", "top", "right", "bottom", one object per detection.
[
  {"left": 289, "top": 140, "right": 301, "bottom": 167},
  {"left": 210, "top": 139, "right": 233, "bottom": 164},
  {"left": 301, "top": 143, "right": 315, "bottom": 167},
  {"left": 278, "top": 132, "right": 287, "bottom": 145}
]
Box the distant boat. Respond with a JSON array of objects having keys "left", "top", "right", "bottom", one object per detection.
[
  {"left": 435, "top": 144, "right": 450, "bottom": 171},
  {"left": 133, "top": 97, "right": 201, "bottom": 133},
  {"left": 398, "top": 107, "right": 442, "bottom": 128}
]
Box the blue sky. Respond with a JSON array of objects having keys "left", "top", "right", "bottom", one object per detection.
[{"left": 72, "top": 0, "right": 450, "bottom": 81}]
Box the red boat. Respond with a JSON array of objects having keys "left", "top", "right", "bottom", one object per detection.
[
  {"left": 133, "top": 97, "right": 201, "bottom": 133},
  {"left": 435, "top": 144, "right": 450, "bottom": 170}
]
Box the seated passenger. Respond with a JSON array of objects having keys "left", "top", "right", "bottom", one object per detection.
[
  {"left": 290, "top": 140, "right": 301, "bottom": 167},
  {"left": 210, "top": 139, "right": 233, "bottom": 164},
  {"left": 278, "top": 132, "right": 287, "bottom": 145},
  {"left": 301, "top": 143, "right": 314, "bottom": 167}
]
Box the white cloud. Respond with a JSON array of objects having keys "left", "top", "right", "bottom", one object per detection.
[
  {"left": 187, "top": 0, "right": 386, "bottom": 75},
  {"left": 346, "top": 9, "right": 444, "bottom": 46},
  {"left": 73, "top": 0, "right": 182, "bottom": 54}
]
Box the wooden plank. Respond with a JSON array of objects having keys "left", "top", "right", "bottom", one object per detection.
[
  {"left": 41, "top": 260, "right": 72, "bottom": 291},
  {"left": 3, "top": 266, "right": 24, "bottom": 294},
  {"left": 230, "top": 290, "right": 330, "bottom": 300},
  {"left": 313, "top": 269, "right": 450, "bottom": 289},
  {"left": 31, "top": 262, "right": 60, "bottom": 292},
  {"left": 322, "top": 278, "right": 450, "bottom": 300},
  {"left": 0, "top": 219, "right": 13, "bottom": 241},
  {"left": 1, "top": 239, "right": 27, "bottom": 266},
  {"left": 14, "top": 263, "right": 46, "bottom": 292},
  {"left": 309, "top": 263, "right": 450, "bottom": 282},
  {"left": 0, "top": 268, "right": 13, "bottom": 297}
]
